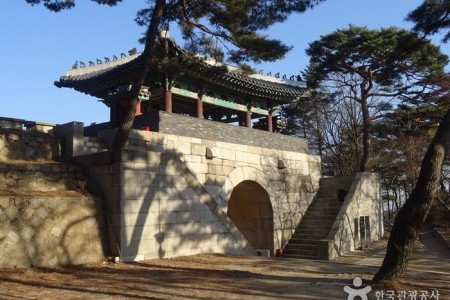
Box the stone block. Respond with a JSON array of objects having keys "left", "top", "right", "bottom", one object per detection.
[
  {"left": 179, "top": 135, "right": 201, "bottom": 144},
  {"left": 210, "top": 221, "right": 228, "bottom": 233},
  {"left": 120, "top": 186, "right": 137, "bottom": 200},
  {"left": 124, "top": 212, "right": 158, "bottom": 227},
  {"left": 201, "top": 210, "right": 218, "bottom": 222},
  {"left": 204, "top": 175, "right": 227, "bottom": 186},
  {"left": 246, "top": 145, "right": 263, "bottom": 155},
  {"left": 176, "top": 210, "right": 201, "bottom": 223},
  {"left": 172, "top": 176, "right": 190, "bottom": 188},
  {"left": 191, "top": 144, "right": 206, "bottom": 156},
  {"left": 196, "top": 174, "right": 206, "bottom": 185},
  {"left": 207, "top": 164, "right": 233, "bottom": 176},
  {"left": 185, "top": 162, "right": 208, "bottom": 174},
  {"left": 162, "top": 199, "right": 188, "bottom": 212},
  {"left": 157, "top": 164, "right": 179, "bottom": 176},
  {"left": 121, "top": 171, "right": 148, "bottom": 187},
  {"left": 183, "top": 154, "right": 202, "bottom": 163},
  {"left": 228, "top": 168, "right": 244, "bottom": 187},
  {"left": 217, "top": 148, "right": 235, "bottom": 161},
  {"left": 221, "top": 159, "right": 236, "bottom": 167},
  {"left": 160, "top": 212, "right": 178, "bottom": 224},
  {"left": 180, "top": 188, "right": 199, "bottom": 201},
  {"left": 260, "top": 156, "right": 278, "bottom": 167}
]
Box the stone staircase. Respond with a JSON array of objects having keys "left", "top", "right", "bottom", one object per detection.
[{"left": 283, "top": 176, "right": 354, "bottom": 259}]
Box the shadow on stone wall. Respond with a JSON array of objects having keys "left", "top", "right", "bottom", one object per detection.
[
  {"left": 78, "top": 135, "right": 253, "bottom": 262},
  {"left": 0, "top": 195, "right": 107, "bottom": 268},
  {"left": 0, "top": 129, "right": 108, "bottom": 268},
  {"left": 0, "top": 128, "right": 60, "bottom": 162}
]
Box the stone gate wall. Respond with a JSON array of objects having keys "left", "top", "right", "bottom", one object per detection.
[{"left": 75, "top": 123, "right": 322, "bottom": 261}]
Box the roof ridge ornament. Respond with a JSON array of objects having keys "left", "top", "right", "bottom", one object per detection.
[{"left": 65, "top": 48, "right": 141, "bottom": 77}]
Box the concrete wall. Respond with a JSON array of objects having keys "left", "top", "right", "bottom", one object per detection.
[
  {"left": 74, "top": 125, "right": 321, "bottom": 261},
  {"left": 318, "top": 172, "right": 384, "bottom": 260}
]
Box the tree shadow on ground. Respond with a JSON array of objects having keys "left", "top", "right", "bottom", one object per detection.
[{"left": 0, "top": 255, "right": 368, "bottom": 300}]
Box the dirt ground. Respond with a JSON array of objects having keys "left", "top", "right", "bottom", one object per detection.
[{"left": 0, "top": 229, "right": 449, "bottom": 300}]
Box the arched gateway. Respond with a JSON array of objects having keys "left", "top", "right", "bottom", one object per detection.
[
  {"left": 48, "top": 36, "right": 382, "bottom": 263},
  {"left": 227, "top": 180, "right": 274, "bottom": 255}
]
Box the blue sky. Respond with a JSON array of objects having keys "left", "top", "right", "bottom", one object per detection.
[{"left": 1, "top": 0, "right": 448, "bottom": 125}]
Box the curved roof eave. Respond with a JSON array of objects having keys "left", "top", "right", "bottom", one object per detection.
[{"left": 54, "top": 39, "right": 309, "bottom": 103}]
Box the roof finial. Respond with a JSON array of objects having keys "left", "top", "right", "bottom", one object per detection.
[{"left": 128, "top": 48, "right": 137, "bottom": 56}]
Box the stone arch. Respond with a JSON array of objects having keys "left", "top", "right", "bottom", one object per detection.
[
  {"left": 220, "top": 166, "right": 275, "bottom": 254},
  {"left": 227, "top": 180, "right": 274, "bottom": 254}
]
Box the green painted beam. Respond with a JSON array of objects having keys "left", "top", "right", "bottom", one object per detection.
[{"left": 171, "top": 86, "right": 269, "bottom": 115}]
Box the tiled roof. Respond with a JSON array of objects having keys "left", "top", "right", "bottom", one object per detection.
[{"left": 55, "top": 39, "right": 308, "bottom": 103}]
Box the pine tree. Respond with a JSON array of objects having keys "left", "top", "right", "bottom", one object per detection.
[
  {"left": 305, "top": 25, "right": 448, "bottom": 172},
  {"left": 26, "top": 0, "right": 326, "bottom": 156}
]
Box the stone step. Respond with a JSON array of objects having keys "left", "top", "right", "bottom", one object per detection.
[
  {"left": 282, "top": 176, "right": 354, "bottom": 260},
  {"left": 283, "top": 248, "right": 317, "bottom": 257},
  {"left": 305, "top": 212, "right": 340, "bottom": 218},
  {"left": 284, "top": 243, "right": 317, "bottom": 250},
  {"left": 283, "top": 253, "right": 318, "bottom": 259},
  {"left": 296, "top": 219, "right": 334, "bottom": 229},
  {"left": 291, "top": 230, "right": 329, "bottom": 239},
  {"left": 308, "top": 200, "right": 342, "bottom": 206},
  {"left": 306, "top": 203, "right": 342, "bottom": 210},
  {"left": 290, "top": 234, "right": 328, "bottom": 241},
  {"left": 303, "top": 207, "right": 341, "bottom": 218},
  {"left": 286, "top": 238, "right": 320, "bottom": 246},
  {"left": 297, "top": 223, "right": 333, "bottom": 231},
  {"left": 298, "top": 217, "right": 335, "bottom": 224}
]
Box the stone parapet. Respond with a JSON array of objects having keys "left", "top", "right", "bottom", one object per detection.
[
  {"left": 0, "top": 128, "right": 60, "bottom": 161},
  {"left": 318, "top": 172, "right": 384, "bottom": 260},
  {"left": 156, "top": 111, "right": 309, "bottom": 154}
]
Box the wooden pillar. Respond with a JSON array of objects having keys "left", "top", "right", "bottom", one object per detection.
[
  {"left": 164, "top": 89, "right": 172, "bottom": 113},
  {"left": 135, "top": 101, "right": 142, "bottom": 116},
  {"left": 246, "top": 107, "right": 252, "bottom": 128},
  {"left": 197, "top": 94, "right": 203, "bottom": 119},
  {"left": 267, "top": 112, "right": 273, "bottom": 132}
]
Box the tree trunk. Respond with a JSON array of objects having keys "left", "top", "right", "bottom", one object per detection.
[
  {"left": 392, "top": 188, "right": 399, "bottom": 212},
  {"left": 360, "top": 97, "right": 371, "bottom": 172},
  {"left": 111, "top": 0, "right": 166, "bottom": 159},
  {"left": 373, "top": 108, "right": 450, "bottom": 282},
  {"left": 385, "top": 188, "right": 391, "bottom": 219}
]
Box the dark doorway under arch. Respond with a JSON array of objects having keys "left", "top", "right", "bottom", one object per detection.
[{"left": 227, "top": 180, "right": 274, "bottom": 255}]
